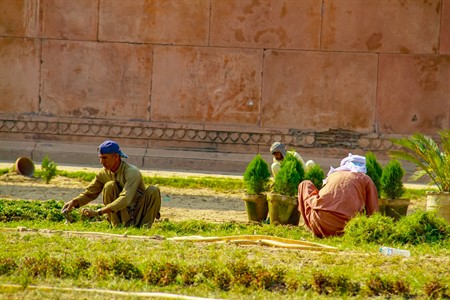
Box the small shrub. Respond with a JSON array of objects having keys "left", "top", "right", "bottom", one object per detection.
[
  {"left": 283, "top": 152, "right": 305, "bottom": 182},
  {"left": 273, "top": 156, "right": 302, "bottom": 197},
  {"left": 365, "top": 152, "right": 383, "bottom": 194},
  {"left": 243, "top": 154, "right": 271, "bottom": 195},
  {"left": 381, "top": 159, "right": 405, "bottom": 199},
  {"left": 41, "top": 155, "right": 58, "bottom": 184},
  {"left": 304, "top": 164, "right": 325, "bottom": 189},
  {"left": 390, "top": 130, "right": 449, "bottom": 192}
]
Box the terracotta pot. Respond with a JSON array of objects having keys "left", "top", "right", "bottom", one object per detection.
[
  {"left": 426, "top": 192, "right": 450, "bottom": 223},
  {"left": 242, "top": 194, "right": 268, "bottom": 222},
  {"left": 10, "top": 156, "right": 35, "bottom": 177},
  {"left": 267, "top": 193, "right": 297, "bottom": 225},
  {"left": 381, "top": 198, "right": 410, "bottom": 221}
]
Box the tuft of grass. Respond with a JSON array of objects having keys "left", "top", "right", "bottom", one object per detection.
[
  {"left": 143, "top": 175, "right": 244, "bottom": 193},
  {"left": 56, "top": 170, "right": 96, "bottom": 182},
  {"left": 365, "top": 273, "right": 411, "bottom": 297},
  {"left": 343, "top": 213, "right": 396, "bottom": 244},
  {"left": 0, "top": 168, "right": 9, "bottom": 176},
  {"left": 344, "top": 210, "right": 450, "bottom": 245},
  {"left": 0, "top": 219, "right": 449, "bottom": 299},
  {"left": 54, "top": 169, "right": 245, "bottom": 193},
  {"left": 390, "top": 210, "right": 450, "bottom": 244},
  {"left": 311, "top": 271, "right": 361, "bottom": 296}
]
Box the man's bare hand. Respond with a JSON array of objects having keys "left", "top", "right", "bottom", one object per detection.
[
  {"left": 81, "top": 208, "right": 99, "bottom": 218},
  {"left": 61, "top": 200, "right": 79, "bottom": 214}
]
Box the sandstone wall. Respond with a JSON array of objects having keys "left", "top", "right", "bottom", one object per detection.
[{"left": 0, "top": 0, "right": 449, "bottom": 172}]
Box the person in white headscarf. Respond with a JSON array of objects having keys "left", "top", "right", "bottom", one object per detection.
[
  {"left": 297, "top": 153, "right": 379, "bottom": 238},
  {"left": 269, "top": 142, "right": 315, "bottom": 177}
]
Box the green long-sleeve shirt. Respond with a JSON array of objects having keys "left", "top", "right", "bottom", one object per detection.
[{"left": 73, "top": 161, "right": 146, "bottom": 212}]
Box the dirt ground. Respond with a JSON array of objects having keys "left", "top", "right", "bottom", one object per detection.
[
  {"left": 0, "top": 173, "right": 249, "bottom": 223},
  {"left": 0, "top": 171, "right": 427, "bottom": 225}
]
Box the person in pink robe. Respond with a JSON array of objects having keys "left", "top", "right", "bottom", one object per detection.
[{"left": 297, "top": 154, "right": 379, "bottom": 238}]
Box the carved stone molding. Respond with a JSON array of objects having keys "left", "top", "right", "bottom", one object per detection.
[{"left": 0, "top": 117, "right": 397, "bottom": 151}]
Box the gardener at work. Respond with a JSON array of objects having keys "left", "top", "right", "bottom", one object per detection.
[
  {"left": 270, "top": 142, "right": 315, "bottom": 177},
  {"left": 297, "top": 154, "right": 379, "bottom": 238},
  {"left": 61, "top": 140, "right": 161, "bottom": 228}
]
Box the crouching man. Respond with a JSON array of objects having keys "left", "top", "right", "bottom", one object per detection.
[
  {"left": 62, "top": 140, "right": 161, "bottom": 228},
  {"left": 297, "top": 154, "right": 379, "bottom": 237}
]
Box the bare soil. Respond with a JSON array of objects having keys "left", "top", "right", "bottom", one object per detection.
[
  {"left": 0, "top": 172, "right": 426, "bottom": 225},
  {"left": 0, "top": 173, "right": 249, "bottom": 223}
]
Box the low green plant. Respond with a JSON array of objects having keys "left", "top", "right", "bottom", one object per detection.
[
  {"left": 304, "top": 164, "right": 325, "bottom": 190},
  {"left": 343, "top": 213, "right": 396, "bottom": 244},
  {"left": 381, "top": 159, "right": 405, "bottom": 200},
  {"left": 243, "top": 154, "right": 271, "bottom": 195},
  {"left": 0, "top": 168, "right": 8, "bottom": 176},
  {"left": 311, "top": 271, "right": 361, "bottom": 296},
  {"left": 344, "top": 211, "right": 450, "bottom": 245},
  {"left": 365, "top": 151, "right": 383, "bottom": 194},
  {"left": 389, "top": 211, "right": 450, "bottom": 244},
  {"left": 41, "top": 155, "right": 57, "bottom": 184},
  {"left": 366, "top": 274, "right": 411, "bottom": 297},
  {"left": 0, "top": 211, "right": 449, "bottom": 299},
  {"left": 390, "top": 130, "right": 449, "bottom": 192}
]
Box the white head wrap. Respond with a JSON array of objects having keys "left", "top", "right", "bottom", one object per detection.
[{"left": 323, "top": 153, "right": 367, "bottom": 184}]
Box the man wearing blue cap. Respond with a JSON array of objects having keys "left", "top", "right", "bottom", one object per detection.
[{"left": 62, "top": 140, "right": 161, "bottom": 228}]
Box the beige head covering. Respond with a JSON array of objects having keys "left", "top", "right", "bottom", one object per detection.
[{"left": 270, "top": 142, "right": 287, "bottom": 157}]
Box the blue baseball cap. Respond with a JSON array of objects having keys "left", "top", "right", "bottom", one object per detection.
[{"left": 97, "top": 140, "right": 129, "bottom": 158}]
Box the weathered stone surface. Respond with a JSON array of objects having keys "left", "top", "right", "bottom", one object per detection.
[
  {"left": 210, "top": 0, "right": 321, "bottom": 50},
  {"left": 99, "top": 0, "right": 209, "bottom": 45},
  {"left": 151, "top": 46, "right": 262, "bottom": 126},
  {"left": 40, "top": 40, "right": 152, "bottom": 120},
  {"left": 0, "top": 0, "right": 39, "bottom": 37},
  {"left": 262, "top": 50, "right": 378, "bottom": 132},
  {"left": 441, "top": 0, "right": 450, "bottom": 54},
  {"left": 0, "top": 37, "right": 40, "bottom": 113},
  {"left": 322, "top": 0, "right": 441, "bottom": 53},
  {"left": 377, "top": 54, "right": 450, "bottom": 134},
  {"left": 0, "top": 1, "right": 448, "bottom": 174},
  {"left": 41, "top": 0, "right": 98, "bottom": 40}
]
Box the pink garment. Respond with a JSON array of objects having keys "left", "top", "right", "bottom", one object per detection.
[{"left": 297, "top": 171, "right": 379, "bottom": 238}]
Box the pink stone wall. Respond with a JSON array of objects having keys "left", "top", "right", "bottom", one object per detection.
[
  {"left": 0, "top": 0, "right": 448, "bottom": 163},
  {"left": 152, "top": 46, "right": 262, "bottom": 125},
  {"left": 40, "top": 40, "right": 152, "bottom": 120}
]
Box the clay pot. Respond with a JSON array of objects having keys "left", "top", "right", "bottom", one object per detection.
[
  {"left": 10, "top": 157, "right": 35, "bottom": 177},
  {"left": 426, "top": 192, "right": 450, "bottom": 223},
  {"left": 267, "top": 193, "right": 298, "bottom": 225},
  {"left": 242, "top": 194, "right": 268, "bottom": 222},
  {"left": 380, "top": 198, "right": 410, "bottom": 221}
]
